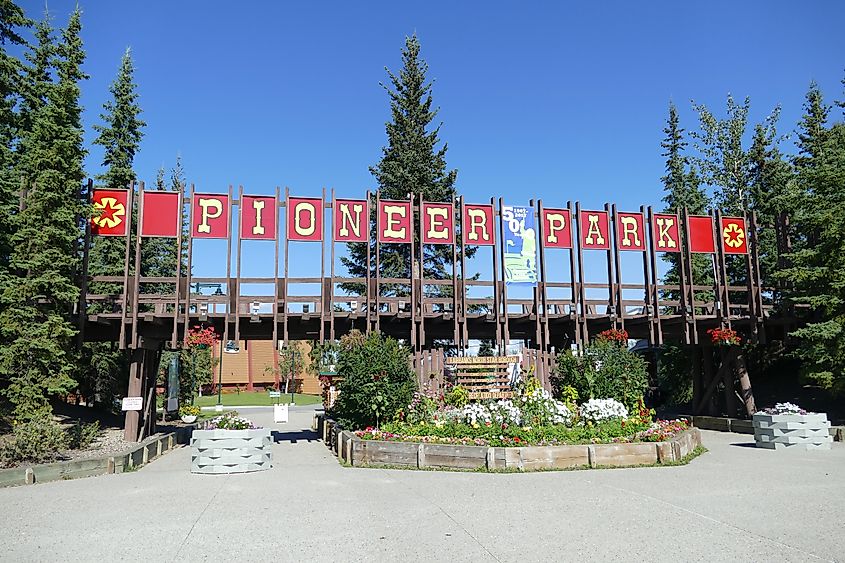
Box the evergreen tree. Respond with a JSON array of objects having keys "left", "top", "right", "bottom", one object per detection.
[
  {"left": 0, "top": 8, "right": 87, "bottom": 418},
  {"left": 656, "top": 102, "right": 711, "bottom": 407},
  {"left": 660, "top": 102, "right": 711, "bottom": 295},
  {"left": 81, "top": 48, "right": 145, "bottom": 405},
  {"left": 794, "top": 81, "right": 829, "bottom": 171},
  {"left": 783, "top": 120, "right": 845, "bottom": 393},
  {"left": 0, "top": 0, "right": 29, "bottom": 282},
  {"left": 341, "top": 34, "right": 473, "bottom": 297},
  {"left": 747, "top": 110, "right": 795, "bottom": 298}
]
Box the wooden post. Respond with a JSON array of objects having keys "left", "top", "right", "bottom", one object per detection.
[
  {"left": 283, "top": 187, "right": 290, "bottom": 344},
  {"left": 170, "top": 183, "right": 185, "bottom": 347},
  {"left": 273, "top": 186, "right": 280, "bottom": 351},
  {"left": 130, "top": 182, "right": 145, "bottom": 350},
  {"left": 234, "top": 185, "right": 243, "bottom": 344},
  {"left": 453, "top": 196, "right": 461, "bottom": 351},
  {"left": 567, "top": 201, "right": 580, "bottom": 350},
  {"left": 604, "top": 202, "right": 616, "bottom": 327},
  {"left": 536, "top": 199, "right": 550, "bottom": 351},
  {"left": 330, "top": 189, "right": 336, "bottom": 341},
  {"left": 375, "top": 190, "right": 381, "bottom": 333},
  {"left": 320, "top": 187, "right": 327, "bottom": 344},
  {"left": 575, "top": 202, "right": 589, "bottom": 346},
  {"left": 498, "top": 197, "right": 510, "bottom": 348},
  {"left": 610, "top": 203, "right": 624, "bottom": 331},
  {"left": 409, "top": 192, "right": 416, "bottom": 350},
  {"left": 182, "top": 183, "right": 194, "bottom": 343},
  {"left": 225, "top": 184, "right": 233, "bottom": 344},
  {"left": 682, "top": 207, "right": 699, "bottom": 344},
  {"left": 646, "top": 207, "right": 663, "bottom": 345},
  {"left": 490, "top": 197, "right": 501, "bottom": 353},
  {"left": 77, "top": 178, "right": 93, "bottom": 348},
  {"left": 118, "top": 182, "right": 136, "bottom": 350},
  {"left": 365, "top": 189, "right": 372, "bottom": 333},
  {"left": 640, "top": 205, "right": 654, "bottom": 344}
]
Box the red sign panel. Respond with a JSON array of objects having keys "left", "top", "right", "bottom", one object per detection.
[
  {"left": 192, "top": 193, "right": 230, "bottom": 239},
  {"left": 92, "top": 189, "right": 129, "bottom": 236},
  {"left": 378, "top": 200, "right": 412, "bottom": 243},
  {"left": 541, "top": 208, "right": 572, "bottom": 249},
  {"left": 422, "top": 202, "right": 454, "bottom": 245},
  {"left": 688, "top": 215, "right": 715, "bottom": 253},
  {"left": 462, "top": 204, "right": 495, "bottom": 246},
  {"left": 652, "top": 213, "right": 681, "bottom": 253},
  {"left": 579, "top": 210, "right": 610, "bottom": 250},
  {"left": 721, "top": 216, "right": 748, "bottom": 254},
  {"left": 140, "top": 191, "right": 180, "bottom": 238},
  {"left": 287, "top": 196, "right": 323, "bottom": 242},
  {"left": 240, "top": 195, "right": 277, "bottom": 240},
  {"left": 615, "top": 211, "right": 646, "bottom": 251},
  {"left": 333, "top": 199, "right": 368, "bottom": 242}
]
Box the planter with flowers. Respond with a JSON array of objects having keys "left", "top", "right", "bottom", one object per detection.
[
  {"left": 190, "top": 411, "right": 272, "bottom": 473},
  {"left": 753, "top": 402, "right": 832, "bottom": 450},
  {"left": 179, "top": 404, "right": 200, "bottom": 424}
]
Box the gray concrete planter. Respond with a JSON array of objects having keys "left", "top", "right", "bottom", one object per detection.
[
  {"left": 753, "top": 412, "right": 833, "bottom": 450},
  {"left": 191, "top": 428, "right": 272, "bottom": 474},
  {"left": 334, "top": 428, "right": 701, "bottom": 471}
]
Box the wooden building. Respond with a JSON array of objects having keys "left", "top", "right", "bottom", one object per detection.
[{"left": 212, "top": 340, "right": 321, "bottom": 395}]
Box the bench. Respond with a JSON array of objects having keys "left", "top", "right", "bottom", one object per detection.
[{"left": 445, "top": 356, "right": 518, "bottom": 399}]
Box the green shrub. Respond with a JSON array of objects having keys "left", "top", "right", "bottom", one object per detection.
[
  {"left": 66, "top": 420, "right": 100, "bottom": 450},
  {"left": 553, "top": 338, "right": 648, "bottom": 408},
  {"left": 444, "top": 385, "right": 469, "bottom": 409},
  {"left": 330, "top": 330, "right": 415, "bottom": 429},
  {"left": 0, "top": 416, "right": 68, "bottom": 466},
  {"left": 656, "top": 344, "right": 693, "bottom": 406}
]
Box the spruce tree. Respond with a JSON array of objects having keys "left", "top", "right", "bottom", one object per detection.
[
  {"left": 660, "top": 102, "right": 711, "bottom": 293},
  {"left": 783, "top": 120, "right": 845, "bottom": 393},
  {"left": 794, "top": 81, "right": 830, "bottom": 171},
  {"left": 341, "top": 34, "right": 473, "bottom": 297},
  {"left": 656, "top": 102, "right": 711, "bottom": 407},
  {"left": 747, "top": 111, "right": 795, "bottom": 298},
  {"left": 81, "top": 48, "right": 145, "bottom": 405},
  {"left": 0, "top": 8, "right": 87, "bottom": 418},
  {"left": 0, "top": 0, "right": 29, "bottom": 282}
]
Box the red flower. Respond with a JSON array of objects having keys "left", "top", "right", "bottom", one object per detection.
[{"left": 597, "top": 328, "right": 629, "bottom": 343}]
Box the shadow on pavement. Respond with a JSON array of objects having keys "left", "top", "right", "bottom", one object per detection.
[
  {"left": 729, "top": 442, "right": 758, "bottom": 448},
  {"left": 271, "top": 430, "right": 319, "bottom": 444}
]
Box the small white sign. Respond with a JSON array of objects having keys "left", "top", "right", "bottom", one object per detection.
[
  {"left": 274, "top": 403, "right": 289, "bottom": 423},
  {"left": 122, "top": 397, "right": 143, "bottom": 411}
]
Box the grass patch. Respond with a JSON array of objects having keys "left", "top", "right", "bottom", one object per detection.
[{"left": 193, "top": 392, "right": 321, "bottom": 408}]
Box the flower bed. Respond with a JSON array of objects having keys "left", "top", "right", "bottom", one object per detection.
[{"left": 328, "top": 379, "right": 701, "bottom": 471}]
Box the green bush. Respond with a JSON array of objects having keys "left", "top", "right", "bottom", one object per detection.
[
  {"left": 553, "top": 338, "right": 648, "bottom": 408},
  {"left": 656, "top": 344, "right": 693, "bottom": 406},
  {"left": 0, "top": 416, "right": 68, "bottom": 466},
  {"left": 66, "top": 420, "right": 100, "bottom": 450},
  {"left": 330, "top": 330, "right": 416, "bottom": 429},
  {"left": 444, "top": 385, "right": 469, "bottom": 408}
]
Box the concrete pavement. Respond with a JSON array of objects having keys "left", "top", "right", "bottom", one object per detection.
[{"left": 1, "top": 407, "right": 843, "bottom": 562}]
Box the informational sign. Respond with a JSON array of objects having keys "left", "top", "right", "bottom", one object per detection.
[
  {"left": 502, "top": 205, "right": 537, "bottom": 285},
  {"left": 121, "top": 397, "right": 143, "bottom": 411},
  {"left": 166, "top": 356, "right": 180, "bottom": 413}
]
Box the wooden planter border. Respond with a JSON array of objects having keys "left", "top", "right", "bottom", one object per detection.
[{"left": 0, "top": 424, "right": 198, "bottom": 488}]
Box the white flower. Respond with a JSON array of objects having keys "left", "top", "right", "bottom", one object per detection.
[{"left": 579, "top": 398, "right": 628, "bottom": 423}]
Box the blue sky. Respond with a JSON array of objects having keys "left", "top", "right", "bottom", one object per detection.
[{"left": 18, "top": 1, "right": 845, "bottom": 300}]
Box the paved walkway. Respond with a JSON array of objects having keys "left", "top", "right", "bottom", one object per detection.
[{"left": 1, "top": 407, "right": 843, "bottom": 562}]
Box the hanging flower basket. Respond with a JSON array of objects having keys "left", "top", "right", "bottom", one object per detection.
[
  {"left": 597, "top": 328, "right": 628, "bottom": 344},
  {"left": 186, "top": 325, "right": 218, "bottom": 348},
  {"left": 707, "top": 327, "right": 740, "bottom": 346}
]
